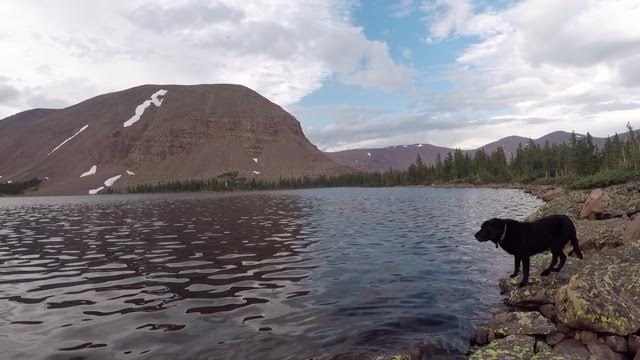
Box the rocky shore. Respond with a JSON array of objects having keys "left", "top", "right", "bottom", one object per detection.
[{"left": 468, "top": 182, "right": 640, "bottom": 359}]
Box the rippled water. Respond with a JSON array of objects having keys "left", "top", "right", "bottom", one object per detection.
[{"left": 0, "top": 187, "right": 542, "bottom": 359}]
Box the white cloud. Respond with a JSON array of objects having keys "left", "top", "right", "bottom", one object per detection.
[
  {"left": 305, "top": 0, "right": 640, "bottom": 151},
  {"left": 413, "top": 0, "right": 640, "bottom": 145},
  {"left": 0, "top": 0, "right": 411, "bottom": 119}
]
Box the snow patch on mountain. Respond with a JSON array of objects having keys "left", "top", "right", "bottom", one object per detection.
[
  {"left": 104, "top": 175, "right": 122, "bottom": 187},
  {"left": 80, "top": 165, "right": 97, "bottom": 177},
  {"left": 48, "top": 125, "right": 88, "bottom": 156},
  {"left": 123, "top": 89, "right": 168, "bottom": 127}
]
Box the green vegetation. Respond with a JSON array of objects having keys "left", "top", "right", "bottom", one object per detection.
[
  {"left": 399, "top": 123, "right": 640, "bottom": 188},
  {"left": 0, "top": 178, "right": 42, "bottom": 195},
  {"left": 129, "top": 124, "right": 640, "bottom": 193}
]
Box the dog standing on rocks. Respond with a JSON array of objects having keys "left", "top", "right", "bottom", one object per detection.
[{"left": 474, "top": 214, "right": 584, "bottom": 288}]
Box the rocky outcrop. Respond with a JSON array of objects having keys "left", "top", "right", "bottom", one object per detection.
[
  {"left": 555, "top": 242, "right": 640, "bottom": 335},
  {"left": 469, "top": 335, "right": 535, "bottom": 360},
  {"left": 470, "top": 187, "right": 640, "bottom": 359},
  {"left": 579, "top": 188, "right": 607, "bottom": 219},
  {"left": 487, "top": 311, "right": 556, "bottom": 338}
]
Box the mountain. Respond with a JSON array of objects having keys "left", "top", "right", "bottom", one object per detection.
[
  {"left": 325, "top": 131, "right": 626, "bottom": 172},
  {"left": 0, "top": 84, "right": 346, "bottom": 195}
]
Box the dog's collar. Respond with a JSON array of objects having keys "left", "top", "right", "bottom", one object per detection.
[{"left": 498, "top": 223, "right": 508, "bottom": 244}]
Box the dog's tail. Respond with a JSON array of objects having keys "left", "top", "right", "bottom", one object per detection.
[{"left": 570, "top": 235, "right": 584, "bottom": 259}]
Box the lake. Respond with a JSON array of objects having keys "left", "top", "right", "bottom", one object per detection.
[{"left": 0, "top": 187, "right": 542, "bottom": 359}]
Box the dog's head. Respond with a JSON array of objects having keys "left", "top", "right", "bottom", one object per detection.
[{"left": 474, "top": 218, "right": 506, "bottom": 247}]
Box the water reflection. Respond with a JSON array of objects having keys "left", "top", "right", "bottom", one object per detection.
[{"left": 0, "top": 188, "right": 542, "bottom": 359}]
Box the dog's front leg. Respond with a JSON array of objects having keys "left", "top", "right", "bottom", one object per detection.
[
  {"left": 509, "top": 256, "right": 521, "bottom": 278},
  {"left": 518, "top": 256, "right": 530, "bottom": 288}
]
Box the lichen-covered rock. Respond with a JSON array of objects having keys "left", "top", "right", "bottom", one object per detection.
[
  {"left": 580, "top": 188, "right": 607, "bottom": 219},
  {"left": 623, "top": 215, "right": 640, "bottom": 244},
  {"left": 487, "top": 311, "right": 556, "bottom": 338},
  {"left": 469, "top": 335, "right": 535, "bottom": 360},
  {"left": 500, "top": 254, "right": 582, "bottom": 308},
  {"left": 574, "top": 218, "right": 627, "bottom": 253},
  {"left": 555, "top": 242, "right": 640, "bottom": 335},
  {"left": 535, "top": 339, "right": 552, "bottom": 353},
  {"left": 530, "top": 352, "right": 582, "bottom": 360}
]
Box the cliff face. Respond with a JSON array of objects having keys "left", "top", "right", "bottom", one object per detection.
[{"left": 0, "top": 84, "right": 346, "bottom": 195}]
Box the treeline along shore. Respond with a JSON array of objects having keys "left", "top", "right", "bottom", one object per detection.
[{"left": 2, "top": 124, "right": 639, "bottom": 196}]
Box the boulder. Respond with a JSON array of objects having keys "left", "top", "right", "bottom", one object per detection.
[
  {"left": 530, "top": 353, "right": 583, "bottom": 360},
  {"left": 469, "top": 335, "right": 535, "bottom": 360},
  {"left": 576, "top": 330, "right": 597, "bottom": 345},
  {"left": 487, "top": 311, "right": 556, "bottom": 338},
  {"left": 580, "top": 188, "right": 607, "bottom": 220},
  {"left": 540, "top": 187, "right": 567, "bottom": 202},
  {"left": 603, "top": 335, "right": 627, "bottom": 352},
  {"left": 539, "top": 304, "right": 556, "bottom": 321},
  {"left": 500, "top": 254, "right": 582, "bottom": 308},
  {"left": 585, "top": 341, "right": 623, "bottom": 360},
  {"left": 470, "top": 327, "right": 490, "bottom": 346},
  {"left": 546, "top": 332, "right": 566, "bottom": 346},
  {"left": 553, "top": 338, "right": 590, "bottom": 359},
  {"left": 535, "top": 338, "right": 552, "bottom": 353},
  {"left": 623, "top": 215, "right": 640, "bottom": 243},
  {"left": 555, "top": 242, "right": 640, "bottom": 335},
  {"left": 629, "top": 334, "right": 640, "bottom": 353},
  {"left": 574, "top": 218, "right": 627, "bottom": 253}
]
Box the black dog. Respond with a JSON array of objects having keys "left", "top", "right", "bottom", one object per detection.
[{"left": 474, "top": 214, "right": 584, "bottom": 287}]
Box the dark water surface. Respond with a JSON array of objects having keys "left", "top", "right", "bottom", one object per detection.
[{"left": 0, "top": 187, "right": 542, "bottom": 359}]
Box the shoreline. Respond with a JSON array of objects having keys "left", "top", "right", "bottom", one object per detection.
[{"left": 467, "top": 181, "right": 640, "bottom": 359}]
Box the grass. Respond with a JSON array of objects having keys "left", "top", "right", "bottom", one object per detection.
[{"left": 569, "top": 168, "right": 640, "bottom": 189}]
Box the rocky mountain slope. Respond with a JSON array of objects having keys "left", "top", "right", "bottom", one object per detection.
[
  {"left": 326, "top": 131, "right": 620, "bottom": 173},
  {"left": 0, "top": 84, "right": 346, "bottom": 195}
]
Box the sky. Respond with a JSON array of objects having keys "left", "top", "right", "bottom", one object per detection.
[{"left": 1, "top": 0, "right": 639, "bottom": 151}]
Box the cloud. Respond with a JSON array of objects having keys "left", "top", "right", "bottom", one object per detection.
[
  {"left": 390, "top": 0, "right": 419, "bottom": 18},
  {"left": 303, "top": 0, "right": 640, "bottom": 151},
  {"left": 0, "top": 0, "right": 411, "bottom": 119},
  {"left": 417, "top": 0, "right": 640, "bottom": 137},
  {"left": 0, "top": 81, "right": 19, "bottom": 102}
]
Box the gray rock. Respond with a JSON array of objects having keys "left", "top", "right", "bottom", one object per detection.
[
  {"left": 629, "top": 334, "right": 640, "bottom": 353},
  {"left": 539, "top": 304, "right": 556, "bottom": 321},
  {"left": 470, "top": 327, "right": 489, "bottom": 346},
  {"left": 553, "top": 338, "right": 590, "bottom": 360},
  {"left": 546, "top": 332, "right": 566, "bottom": 346},
  {"left": 585, "top": 341, "right": 623, "bottom": 360},
  {"left": 577, "top": 330, "right": 597, "bottom": 345},
  {"left": 603, "top": 335, "right": 627, "bottom": 352}
]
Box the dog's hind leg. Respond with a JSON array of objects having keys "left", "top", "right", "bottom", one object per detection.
[
  {"left": 510, "top": 256, "right": 521, "bottom": 278},
  {"left": 541, "top": 253, "right": 558, "bottom": 276},
  {"left": 553, "top": 251, "right": 567, "bottom": 272},
  {"left": 518, "top": 256, "right": 530, "bottom": 288}
]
